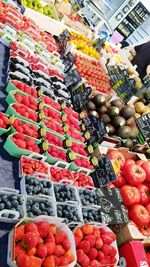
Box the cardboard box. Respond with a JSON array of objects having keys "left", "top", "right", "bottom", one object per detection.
[{"left": 119, "top": 241, "right": 149, "bottom": 267}]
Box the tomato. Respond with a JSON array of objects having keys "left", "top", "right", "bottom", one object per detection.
[
  {"left": 146, "top": 252, "right": 150, "bottom": 265},
  {"left": 124, "top": 164, "right": 146, "bottom": 185},
  {"left": 120, "top": 185, "right": 140, "bottom": 206},
  {"left": 108, "top": 150, "right": 125, "bottom": 169},
  {"left": 136, "top": 160, "right": 145, "bottom": 166},
  {"left": 123, "top": 159, "right": 135, "bottom": 169},
  {"left": 129, "top": 204, "right": 150, "bottom": 227},
  {"left": 113, "top": 171, "right": 126, "bottom": 188},
  {"left": 137, "top": 184, "right": 150, "bottom": 206},
  {"left": 146, "top": 204, "right": 150, "bottom": 215},
  {"left": 139, "top": 224, "right": 150, "bottom": 236},
  {"left": 142, "top": 161, "right": 150, "bottom": 182}
]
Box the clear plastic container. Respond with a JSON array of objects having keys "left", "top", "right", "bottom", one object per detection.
[{"left": 56, "top": 202, "right": 83, "bottom": 226}]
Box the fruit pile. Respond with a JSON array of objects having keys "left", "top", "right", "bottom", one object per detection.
[
  {"left": 50, "top": 167, "right": 94, "bottom": 187},
  {"left": 74, "top": 224, "right": 118, "bottom": 267},
  {"left": 108, "top": 149, "right": 150, "bottom": 235},
  {"left": 74, "top": 156, "right": 93, "bottom": 170},
  {"left": 82, "top": 207, "right": 101, "bottom": 223},
  {"left": 11, "top": 81, "right": 38, "bottom": 98},
  {"left": 42, "top": 95, "right": 61, "bottom": 111},
  {"left": 71, "top": 142, "right": 87, "bottom": 157},
  {"left": 24, "top": 176, "right": 53, "bottom": 197},
  {"left": 57, "top": 203, "right": 82, "bottom": 224},
  {"left": 12, "top": 118, "right": 39, "bottom": 138},
  {"left": 43, "top": 119, "right": 64, "bottom": 135},
  {"left": 0, "top": 112, "right": 10, "bottom": 130},
  {"left": 0, "top": 193, "right": 24, "bottom": 220},
  {"left": 68, "top": 127, "right": 85, "bottom": 142},
  {"left": 79, "top": 188, "right": 98, "bottom": 206},
  {"left": 54, "top": 183, "right": 78, "bottom": 203},
  {"left": 66, "top": 116, "right": 80, "bottom": 131},
  {"left": 45, "top": 132, "right": 63, "bottom": 147},
  {"left": 12, "top": 103, "right": 38, "bottom": 122},
  {"left": 26, "top": 197, "right": 55, "bottom": 218},
  {"left": 14, "top": 220, "right": 75, "bottom": 267},
  {"left": 63, "top": 107, "right": 79, "bottom": 120},
  {"left": 11, "top": 133, "right": 40, "bottom": 153},
  {"left": 69, "top": 32, "right": 99, "bottom": 59},
  {"left": 21, "top": 156, "right": 49, "bottom": 177},
  {"left": 43, "top": 107, "right": 62, "bottom": 123},
  {"left": 74, "top": 54, "right": 111, "bottom": 93},
  {"left": 13, "top": 92, "right": 38, "bottom": 111},
  {"left": 47, "top": 146, "right": 66, "bottom": 161}
]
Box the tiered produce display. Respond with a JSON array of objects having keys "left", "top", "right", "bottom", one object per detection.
[{"left": 0, "top": 1, "right": 150, "bottom": 267}]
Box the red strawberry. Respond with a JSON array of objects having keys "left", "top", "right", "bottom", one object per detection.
[
  {"left": 45, "top": 232, "right": 55, "bottom": 243},
  {"left": 54, "top": 256, "right": 60, "bottom": 266},
  {"left": 88, "top": 247, "right": 97, "bottom": 260},
  {"left": 80, "top": 255, "right": 90, "bottom": 267},
  {"left": 74, "top": 227, "right": 83, "bottom": 239},
  {"left": 77, "top": 249, "right": 85, "bottom": 263},
  {"left": 55, "top": 231, "right": 67, "bottom": 244},
  {"left": 84, "top": 234, "right": 96, "bottom": 247},
  {"left": 37, "top": 237, "right": 44, "bottom": 246},
  {"left": 15, "top": 244, "right": 26, "bottom": 258},
  {"left": 45, "top": 242, "right": 55, "bottom": 255},
  {"left": 97, "top": 250, "right": 105, "bottom": 262},
  {"left": 82, "top": 224, "right": 93, "bottom": 235},
  {"left": 29, "top": 256, "right": 42, "bottom": 267},
  {"left": 15, "top": 139, "right": 26, "bottom": 149},
  {"left": 95, "top": 238, "right": 103, "bottom": 249},
  {"left": 59, "top": 255, "right": 70, "bottom": 266},
  {"left": 90, "top": 259, "right": 101, "bottom": 267},
  {"left": 54, "top": 244, "right": 65, "bottom": 257},
  {"left": 15, "top": 133, "right": 25, "bottom": 140},
  {"left": 37, "top": 221, "right": 49, "bottom": 238},
  {"left": 101, "top": 234, "right": 113, "bottom": 245},
  {"left": 48, "top": 224, "right": 57, "bottom": 235},
  {"left": 79, "top": 240, "right": 90, "bottom": 254},
  {"left": 36, "top": 244, "right": 47, "bottom": 258},
  {"left": 16, "top": 254, "right": 30, "bottom": 267},
  {"left": 27, "top": 247, "right": 36, "bottom": 256},
  {"left": 61, "top": 238, "right": 71, "bottom": 251},
  {"left": 15, "top": 225, "right": 25, "bottom": 241},
  {"left": 74, "top": 236, "right": 81, "bottom": 247},
  {"left": 42, "top": 256, "right": 55, "bottom": 267},
  {"left": 25, "top": 222, "right": 38, "bottom": 233},
  {"left": 22, "top": 232, "right": 39, "bottom": 249}
]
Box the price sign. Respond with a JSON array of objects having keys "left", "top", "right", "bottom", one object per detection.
[
  {"left": 62, "top": 52, "right": 76, "bottom": 73},
  {"left": 57, "top": 30, "right": 71, "bottom": 55},
  {"left": 64, "top": 68, "right": 82, "bottom": 88},
  {"left": 97, "top": 187, "right": 129, "bottom": 224},
  {"left": 70, "top": 84, "right": 92, "bottom": 112},
  {"left": 91, "top": 155, "right": 117, "bottom": 187},
  {"left": 136, "top": 113, "right": 150, "bottom": 140}
]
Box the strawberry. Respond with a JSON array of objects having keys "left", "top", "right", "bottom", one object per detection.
[
  {"left": 61, "top": 238, "right": 71, "bottom": 251},
  {"left": 15, "top": 225, "right": 25, "bottom": 241},
  {"left": 25, "top": 222, "right": 38, "bottom": 233},
  {"left": 42, "top": 256, "right": 55, "bottom": 267},
  {"left": 79, "top": 240, "right": 90, "bottom": 254},
  {"left": 54, "top": 255, "right": 60, "bottom": 266},
  {"left": 29, "top": 256, "right": 42, "bottom": 267},
  {"left": 65, "top": 249, "right": 74, "bottom": 263},
  {"left": 84, "top": 234, "right": 96, "bottom": 247},
  {"left": 97, "top": 250, "right": 105, "bottom": 262},
  {"left": 36, "top": 244, "right": 47, "bottom": 258},
  {"left": 48, "top": 224, "right": 57, "bottom": 235},
  {"left": 90, "top": 259, "right": 101, "bottom": 267},
  {"left": 88, "top": 247, "right": 97, "bottom": 260},
  {"left": 95, "top": 238, "right": 103, "bottom": 249},
  {"left": 15, "top": 244, "right": 26, "bottom": 258},
  {"left": 37, "top": 237, "right": 44, "bottom": 246},
  {"left": 27, "top": 247, "right": 36, "bottom": 256},
  {"left": 45, "top": 232, "right": 55, "bottom": 243},
  {"left": 82, "top": 224, "right": 93, "bottom": 235},
  {"left": 45, "top": 242, "right": 55, "bottom": 255},
  {"left": 37, "top": 221, "right": 49, "bottom": 238},
  {"left": 77, "top": 249, "right": 85, "bottom": 263},
  {"left": 74, "top": 236, "right": 81, "bottom": 247},
  {"left": 93, "top": 227, "right": 100, "bottom": 238},
  {"left": 74, "top": 227, "right": 84, "bottom": 239},
  {"left": 22, "top": 232, "right": 39, "bottom": 249},
  {"left": 55, "top": 231, "right": 67, "bottom": 244},
  {"left": 80, "top": 255, "right": 90, "bottom": 267},
  {"left": 59, "top": 255, "right": 70, "bottom": 266},
  {"left": 16, "top": 254, "right": 30, "bottom": 267},
  {"left": 54, "top": 244, "right": 65, "bottom": 257}
]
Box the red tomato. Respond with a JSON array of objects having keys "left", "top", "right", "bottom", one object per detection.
[
  {"left": 113, "top": 171, "right": 126, "bottom": 188},
  {"left": 123, "top": 159, "right": 135, "bottom": 169},
  {"left": 136, "top": 160, "right": 145, "bottom": 166},
  {"left": 146, "top": 252, "right": 150, "bottom": 265},
  {"left": 108, "top": 150, "right": 125, "bottom": 169},
  {"left": 138, "top": 224, "right": 150, "bottom": 236},
  {"left": 137, "top": 184, "right": 150, "bottom": 206},
  {"left": 142, "top": 161, "right": 150, "bottom": 182},
  {"left": 124, "top": 164, "right": 146, "bottom": 185},
  {"left": 146, "top": 204, "right": 150, "bottom": 216},
  {"left": 129, "top": 204, "right": 150, "bottom": 227},
  {"left": 120, "top": 185, "right": 140, "bottom": 206}
]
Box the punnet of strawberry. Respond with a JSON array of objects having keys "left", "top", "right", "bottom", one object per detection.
[
  {"left": 9, "top": 218, "right": 76, "bottom": 267},
  {"left": 74, "top": 224, "right": 118, "bottom": 267},
  {"left": 0, "top": 111, "right": 10, "bottom": 129}
]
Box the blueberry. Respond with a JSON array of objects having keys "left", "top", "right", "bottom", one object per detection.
[
  {"left": 47, "top": 182, "right": 52, "bottom": 188},
  {"left": 0, "top": 203, "right": 5, "bottom": 210},
  {"left": 11, "top": 200, "right": 19, "bottom": 208},
  {"left": 45, "top": 201, "right": 51, "bottom": 207},
  {"left": 42, "top": 181, "right": 47, "bottom": 188},
  {"left": 57, "top": 210, "right": 62, "bottom": 217},
  {"left": 27, "top": 199, "right": 33, "bottom": 205},
  {"left": 18, "top": 197, "right": 24, "bottom": 205},
  {"left": 42, "top": 211, "right": 48, "bottom": 216},
  {"left": 28, "top": 212, "right": 34, "bottom": 217},
  {"left": 46, "top": 207, "right": 53, "bottom": 215},
  {"left": 1, "top": 195, "right": 8, "bottom": 202},
  {"left": 40, "top": 203, "right": 46, "bottom": 211},
  {"left": 9, "top": 214, "right": 15, "bottom": 219},
  {"left": 28, "top": 178, "right": 34, "bottom": 185},
  {"left": 27, "top": 205, "right": 31, "bottom": 211},
  {"left": 5, "top": 201, "right": 11, "bottom": 209}
]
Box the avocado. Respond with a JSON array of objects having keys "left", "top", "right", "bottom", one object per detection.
[
  {"left": 87, "top": 101, "right": 96, "bottom": 111},
  {"left": 111, "top": 99, "right": 123, "bottom": 110},
  {"left": 105, "top": 101, "right": 111, "bottom": 109},
  {"left": 108, "top": 106, "right": 120, "bottom": 117},
  {"left": 93, "top": 94, "right": 106, "bottom": 107},
  {"left": 112, "top": 116, "right": 126, "bottom": 128},
  {"left": 89, "top": 110, "right": 99, "bottom": 119},
  {"left": 97, "top": 105, "right": 107, "bottom": 114},
  {"left": 106, "top": 124, "right": 115, "bottom": 135},
  {"left": 122, "top": 138, "right": 133, "bottom": 148},
  {"left": 121, "top": 106, "right": 135, "bottom": 119},
  {"left": 99, "top": 114, "right": 111, "bottom": 124},
  {"left": 118, "top": 126, "right": 131, "bottom": 139}
]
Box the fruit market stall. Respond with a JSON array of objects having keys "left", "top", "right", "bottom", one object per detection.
[{"left": 0, "top": 1, "right": 150, "bottom": 267}]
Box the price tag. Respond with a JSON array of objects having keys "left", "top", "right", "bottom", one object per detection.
[
  {"left": 136, "top": 113, "right": 150, "bottom": 140},
  {"left": 112, "top": 159, "right": 120, "bottom": 174},
  {"left": 64, "top": 68, "right": 82, "bottom": 88}
]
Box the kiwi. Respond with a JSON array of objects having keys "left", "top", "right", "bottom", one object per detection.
[
  {"left": 89, "top": 110, "right": 99, "bottom": 119},
  {"left": 97, "top": 105, "right": 107, "bottom": 114},
  {"left": 111, "top": 99, "right": 123, "bottom": 110},
  {"left": 87, "top": 101, "right": 96, "bottom": 111},
  {"left": 121, "top": 106, "right": 135, "bottom": 119},
  {"left": 112, "top": 116, "right": 126, "bottom": 128},
  {"left": 93, "top": 94, "right": 106, "bottom": 107},
  {"left": 99, "top": 114, "right": 111, "bottom": 124},
  {"left": 106, "top": 124, "right": 115, "bottom": 135},
  {"left": 118, "top": 126, "right": 132, "bottom": 139},
  {"left": 108, "top": 106, "right": 120, "bottom": 117}
]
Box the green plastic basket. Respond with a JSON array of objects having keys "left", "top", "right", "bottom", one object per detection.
[
  {"left": 6, "top": 81, "right": 18, "bottom": 93},
  {"left": 6, "top": 90, "right": 27, "bottom": 105},
  {"left": 68, "top": 162, "right": 80, "bottom": 171},
  {"left": 4, "top": 134, "right": 41, "bottom": 158},
  {"left": 41, "top": 121, "right": 64, "bottom": 139},
  {"left": 9, "top": 117, "right": 40, "bottom": 137},
  {"left": 45, "top": 145, "right": 67, "bottom": 165},
  {"left": 6, "top": 104, "right": 39, "bottom": 127},
  {"left": 0, "top": 126, "right": 10, "bottom": 136}
]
